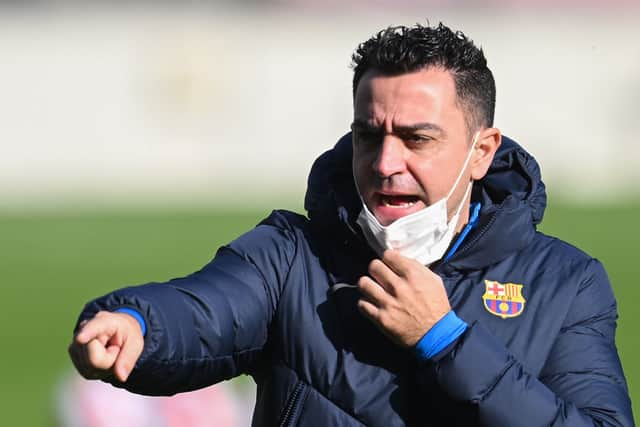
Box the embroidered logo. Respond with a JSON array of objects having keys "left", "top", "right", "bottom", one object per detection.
[{"left": 482, "top": 280, "right": 526, "bottom": 319}]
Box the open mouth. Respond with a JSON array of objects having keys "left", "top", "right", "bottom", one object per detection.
[{"left": 380, "top": 195, "right": 419, "bottom": 208}]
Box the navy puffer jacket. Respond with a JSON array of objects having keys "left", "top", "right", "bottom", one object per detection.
[{"left": 78, "top": 134, "right": 634, "bottom": 426}]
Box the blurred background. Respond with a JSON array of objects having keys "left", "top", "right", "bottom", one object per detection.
[{"left": 1, "top": 0, "right": 638, "bottom": 425}]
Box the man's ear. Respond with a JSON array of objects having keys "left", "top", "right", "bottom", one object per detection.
[{"left": 470, "top": 128, "right": 501, "bottom": 180}]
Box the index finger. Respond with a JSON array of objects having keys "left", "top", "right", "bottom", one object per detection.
[{"left": 75, "top": 316, "right": 116, "bottom": 345}]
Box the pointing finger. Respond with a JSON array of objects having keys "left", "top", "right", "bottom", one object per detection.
[{"left": 75, "top": 314, "right": 115, "bottom": 345}]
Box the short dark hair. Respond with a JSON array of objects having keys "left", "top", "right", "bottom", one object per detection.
[{"left": 351, "top": 22, "right": 496, "bottom": 133}]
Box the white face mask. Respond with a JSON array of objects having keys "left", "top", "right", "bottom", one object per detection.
[{"left": 355, "top": 133, "right": 479, "bottom": 266}]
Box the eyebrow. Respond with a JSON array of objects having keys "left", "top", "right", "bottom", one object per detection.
[{"left": 351, "top": 119, "right": 446, "bottom": 136}]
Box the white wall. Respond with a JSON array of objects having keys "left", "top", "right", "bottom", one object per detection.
[{"left": 1, "top": 7, "right": 638, "bottom": 208}]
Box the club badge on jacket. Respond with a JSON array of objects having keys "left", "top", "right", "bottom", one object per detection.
[{"left": 482, "top": 280, "right": 526, "bottom": 319}]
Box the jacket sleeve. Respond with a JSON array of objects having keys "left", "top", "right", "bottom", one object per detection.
[
  {"left": 427, "top": 259, "right": 634, "bottom": 426},
  {"left": 75, "top": 211, "right": 297, "bottom": 396}
]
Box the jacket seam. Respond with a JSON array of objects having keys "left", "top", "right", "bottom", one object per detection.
[
  {"left": 279, "top": 228, "right": 300, "bottom": 297},
  {"left": 143, "top": 346, "right": 263, "bottom": 364}
]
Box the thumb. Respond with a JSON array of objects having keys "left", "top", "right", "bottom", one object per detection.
[{"left": 113, "top": 333, "right": 144, "bottom": 382}]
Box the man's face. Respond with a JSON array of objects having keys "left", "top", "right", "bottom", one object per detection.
[{"left": 352, "top": 67, "right": 475, "bottom": 227}]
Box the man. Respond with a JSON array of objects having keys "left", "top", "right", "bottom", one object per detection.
[{"left": 69, "top": 23, "right": 634, "bottom": 426}]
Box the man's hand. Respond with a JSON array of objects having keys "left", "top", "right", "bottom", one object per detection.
[
  {"left": 68, "top": 310, "right": 144, "bottom": 382},
  {"left": 357, "top": 250, "right": 451, "bottom": 347}
]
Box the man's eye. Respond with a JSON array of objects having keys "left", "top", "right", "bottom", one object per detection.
[{"left": 405, "top": 135, "right": 432, "bottom": 144}]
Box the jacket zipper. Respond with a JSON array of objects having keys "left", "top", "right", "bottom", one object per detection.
[
  {"left": 279, "top": 381, "right": 306, "bottom": 427},
  {"left": 447, "top": 206, "right": 501, "bottom": 264}
]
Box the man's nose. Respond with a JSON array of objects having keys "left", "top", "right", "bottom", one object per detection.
[{"left": 372, "top": 135, "right": 406, "bottom": 178}]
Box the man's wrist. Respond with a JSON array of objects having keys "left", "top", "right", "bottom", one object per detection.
[
  {"left": 414, "top": 310, "right": 467, "bottom": 361},
  {"left": 114, "top": 307, "right": 147, "bottom": 337}
]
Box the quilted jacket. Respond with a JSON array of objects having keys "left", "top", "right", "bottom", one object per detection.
[{"left": 78, "top": 134, "right": 634, "bottom": 426}]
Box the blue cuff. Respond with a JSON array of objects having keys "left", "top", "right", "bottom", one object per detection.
[
  {"left": 414, "top": 310, "right": 467, "bottom": 361},
  {"left": 114, "top": 308, "right": 147, "bottom": 337}
]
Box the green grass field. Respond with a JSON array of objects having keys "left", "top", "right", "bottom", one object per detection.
[{"left": 1, "top": 199, "right": 637, "bottom": 425}]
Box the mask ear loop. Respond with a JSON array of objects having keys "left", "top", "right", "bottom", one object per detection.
[
  {"left": 445, "top": 131, "right": 480, "bottom": 201},
  {"left": 445, "top": 131, "right": 480, "bottom": 225},
  {"left": 449, "top": 179, "right": 474, "bottom": 225}
]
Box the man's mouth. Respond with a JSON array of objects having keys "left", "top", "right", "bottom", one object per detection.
[{"left": 379, "top": 195, "right": 420, "bottom": 208}]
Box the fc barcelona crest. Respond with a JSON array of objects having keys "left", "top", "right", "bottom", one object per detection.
[{"left": 482, "top": 280, "right": 526, "bottom": 319}]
